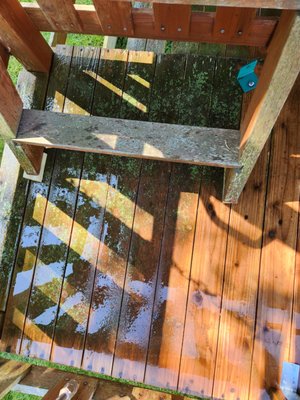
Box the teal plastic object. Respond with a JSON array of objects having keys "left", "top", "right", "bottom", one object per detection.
[{"left": 237, "top": 60, "right": 258, "bottom": 93}]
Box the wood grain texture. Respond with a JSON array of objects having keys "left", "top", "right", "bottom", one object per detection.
[
  {"left": 0, "top": 360, "right": 31, "bottom": 398},
  {"left": 112, "top": 161, "right": 171, "bottom": 382},
  {"left": 249, "top": 77, "right": 300, "bottom": 399},
  {"left": 0, "top": 57, "right": 23, "bottom": 140},
  {"left": 153, "top": 4, "right": 192, "bottom": 37},
  {"left": 20, "top": 151, "right": 83, "bottom": 360},
  {"left": 16, "top": 109, "right": 241, "bottom": 168},
  {"left": 224, "top": 11, "right": 300, "bottom": 203},
  {"left": 0, "top": 44, "right": 9, "bottom": 68},
  {"left": 82, "top": 157, "right": 141, "bottom": 375},
  {"left": 36, "top": 0, "right": 83, "bottom": 32},
  {"left": 0, "top": 0, "right": 52, "bottom": 72},
  {"left": 178, "top": 168, "right": 230, "bottom": 397},
  {"left": 144, "top": 164, "right": 200, "bottom": 390},
  {"left": 21, "top": 3, "right": 278, "bottom": 47},
  {"left": 93, "top": 0, "right": 134, "bottom": 35}
]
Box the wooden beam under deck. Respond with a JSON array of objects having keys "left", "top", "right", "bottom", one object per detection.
[
  {"left": 15, "top": 109, "right": 241, "bottom": 168},
  {"left": 223, "top": 10, "right": 300, "bottom": 203},
  {"left": 21, "top": 3, "right": 277, "bottom": 47}
]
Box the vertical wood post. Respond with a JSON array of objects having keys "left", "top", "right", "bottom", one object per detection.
[{"left": 223, "top": 10, "right": 300, "bottom": 203}]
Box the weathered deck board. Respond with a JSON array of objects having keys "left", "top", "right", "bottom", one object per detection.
[
  {"left": 144, "top": 163, "right": 200, "bottom": 390},
  {"left": 1, "top": 45, "right": 299, "bottom": 400},
  {"left": 249, "top": 78, "right": 300, "bottom": 399},
  {"left": 82, "top": 157, "right": 142, "bottom": 375},
  {"left": 112, "top": 161, "right": 171, "bottom": 382},
  {"left": 20, "top": 150, "right": 84, "bottom": 359}
]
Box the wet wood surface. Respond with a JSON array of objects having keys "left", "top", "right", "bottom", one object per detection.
[{"left": 1, "top": 45, "right": 300, "bottom": 400}]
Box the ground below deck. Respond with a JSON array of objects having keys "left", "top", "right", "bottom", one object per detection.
[{"left": 0, "top": 46, "right": 299, "bottom": 400}]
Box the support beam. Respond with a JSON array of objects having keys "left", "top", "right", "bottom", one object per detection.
[
  {"left": 0, "top": 0, "right": 52, "bottom": 72},
  {"left": 49, "top": 32, "right": 68, "bottom": 47},
  {"left": 223, "top": 10, "right": 300, "bottom": 203},
  {"left": 0, "top": 44, "right": 9, "bottom": 68},
  {"left": 0, "top": 57, "right": 23, "bottom": 140},
  {"left": 15, "top": 109, "right": 241, "bottom": 168},
  {"left": 111, "top": 0, "right": 300, "bottom": 9},
  {"left": 0, "top": 360, "right": 31, "bottom": 399}
]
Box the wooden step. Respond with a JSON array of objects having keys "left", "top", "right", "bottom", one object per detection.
[{"left": 15, "top": 109, "right": 241, "bottom": 168}]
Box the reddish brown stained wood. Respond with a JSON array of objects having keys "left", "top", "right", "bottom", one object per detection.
[
  {"left": 21, "top": 3, "right": 277, "bottom": 47},
  {"left": 0, "top": 57, "right": 23, "bottom": 140},
  {"left": 0, "top": 0, "right": 52, "bottom": 72},
  {"left": 112, "top": 161, "right": 171, "bottom": 382},
  {"left": 153, "top": 4, "right": 192, "bottom": 37},
  {"left": 178, "top": 169, "right": 230, "bottom": 397},
  {"left": 36, "top": 0, "right": 83, "bottom": 32},
  {"left": 0, "top": 44, "right": 9, "bottom": 68},
  {"left": 93, "top": 0, "right": 134, "bottom": 35},
  {"left": 249, "top": 77, "right": 300, "bottom": 399},
  {"left": 82, "top": 157, "right": 141, "bottom": 375},
  {"left": 213, "top": 7, "right": 257, "bottom": 42},
  {"left": 144, "top": 164, "right": 200, "bottom": 390}
]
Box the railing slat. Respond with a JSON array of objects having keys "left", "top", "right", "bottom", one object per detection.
[
  {"left": 153, "top": 4, "right": 192, "bottom": 37},
  {"left": 36, "top": 0, "right": 83, "bottom": 32},
  {"left": 93, "top": 0, "right": 134, "bottom": 35}
]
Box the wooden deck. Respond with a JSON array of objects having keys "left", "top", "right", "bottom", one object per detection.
[{"left": 0, "top": 45, "right": 299, "bottom": 400}]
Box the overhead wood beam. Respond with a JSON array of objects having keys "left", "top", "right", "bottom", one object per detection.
[
  {"left": 0, "top": 0, "right": 52, "bottom": 72},
  {"left": 0, "top": 360, "right": 31, "bottom": 399},
  {"left": 21, "top": 3, "right": 277, "bottom": 47},
  {"left": 0, "top": 44, "right": 9, "bottom": 68},
  {"left": 223, "top": 10, "right": 300, "bottom": 203},
  {"left": 15, "top": 109, "right": 241, "bottom": 169},
  {"left": 36, "top": 0, "right": 83, "bottom": 32},
  {"left": 111, "top": 0, "right": 300, "bottom": 9}
]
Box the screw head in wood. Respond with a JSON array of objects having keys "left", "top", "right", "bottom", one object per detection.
[
  {"left": 238, "top": 30, "right": 243, "bottom": 36},
  {"left": 177, "top": 27, "right": 182, "bottom": 32},
  {"left": 107, "top": 25, "right": 112, "bottom": 29},
  {"left": 161, "top": 25, "right": 166, "bottom": 31},
  {"left": 220, "top": 28, "right": 225, "bottom": 34}
]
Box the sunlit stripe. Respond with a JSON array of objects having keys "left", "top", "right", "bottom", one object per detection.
[
  {"left": 128, "top": 74, "right": 151, "bottom": 88},
  {"left": 84, "top": 71, "right": 148, "bottom": 113}
]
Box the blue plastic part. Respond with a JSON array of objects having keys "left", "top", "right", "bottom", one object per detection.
[{"left": 237, "top": 60, "right": 258, "bottom": 93}]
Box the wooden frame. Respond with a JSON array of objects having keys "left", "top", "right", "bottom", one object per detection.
[{"left": 223, "top": 10, "right": 300, "bottom": 203}]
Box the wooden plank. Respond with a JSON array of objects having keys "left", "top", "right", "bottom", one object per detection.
[
  {"left": 93, "top": 0, "right": 134, "bottom": 35},
  {"left": 82, "top": 157, "right": 141, "bottom": 375},
  {"left": 120, "top": 51, "right": 156, "bottom": 121},
  {"left": 92, "top": 49, "right": 128, "bottom": 118},
  {"left": 224, "top": 11, "right": 300, "bottom": 203},
  {"left": 0, "top": 57, "right": 23, "bottom": 140},
  {"left": 21, "top": 3, "right": 278, "bottom": 47},
  {"left": 112, "top": 161, "right": 171, "bottom": 382},
  {"left": 210, "top": 57, "right": 243, "bottom": 129},
  {"left": 177, "top": 54, "right": 215, "bottom": 126},
  {"left": 45, "top": 45, "right": 74, "bottom": 113},
  {"left": 249, "top": 77, "right": 300, "bottom": 398},
  {"left": 153, "top": 4, "right": 192, "bottom": 37},
  {"left": 0, "top": 152, "right": 55, "bottom": 354},
  {"left": 64, "top": 46, "right": 100, "bottom": 116},
  {"left": 178, "top": 168, "right": 230, "bottom": 397},
  {"left": 0, "top": 44, "right": 9, "bottom": 68},
  {"left": 109, "top": 0, "right": 300, "bottom": 8},
  {"left": 0, "top": 360, "right": 31, "bottom": 399},
  {"left": 213, "top": 7, "right": 257, "bottom": 42},
  {"left": 42, "top": 376, "right": 98, "bottom": 400},
  {"left": 212, "top": 141, "right": 270, "bottom": 400},
  {"left": 15, "top": 109, "right": 241, "bottom": 169},
  {"left": 0, "top": 64, "right": 49, "bottom": 312},
  {"left": 149, "top": 54, "right": 186, "bottom": 124},
  {"left": 36, "top": 0, "right": 83, "bottom": 32},
  {"left": 20, "top": 150, "right": 83, "bottom": 360},
  {"left": 51, "top": 154, "right": 111, "bottom": 367},
  {"left": 144, "top": 163, "right": 200, "bottom": 390},
  {"left": 48, "top": 32, "right": 68, "bottom": 48},
  {"left": 0, "top": 0, "right": 52, "bottom": 72},
  {"left": 8, "top": 142, "right": 44, "bottom": 176}
]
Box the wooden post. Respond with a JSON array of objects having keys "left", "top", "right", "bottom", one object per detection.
[
  {"left": 0, "top": 0, "right": 52, "bottom": 72},
  {"left": 223, "top": 10, "right": 300, "bottom": 203},
  {"left": 0, "top": 44, "right": 9, "bottom": 68}
]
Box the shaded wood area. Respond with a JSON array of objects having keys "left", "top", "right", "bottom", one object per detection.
[{"left": 0, "top": 45, "right": 299, "bottom": 400}]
